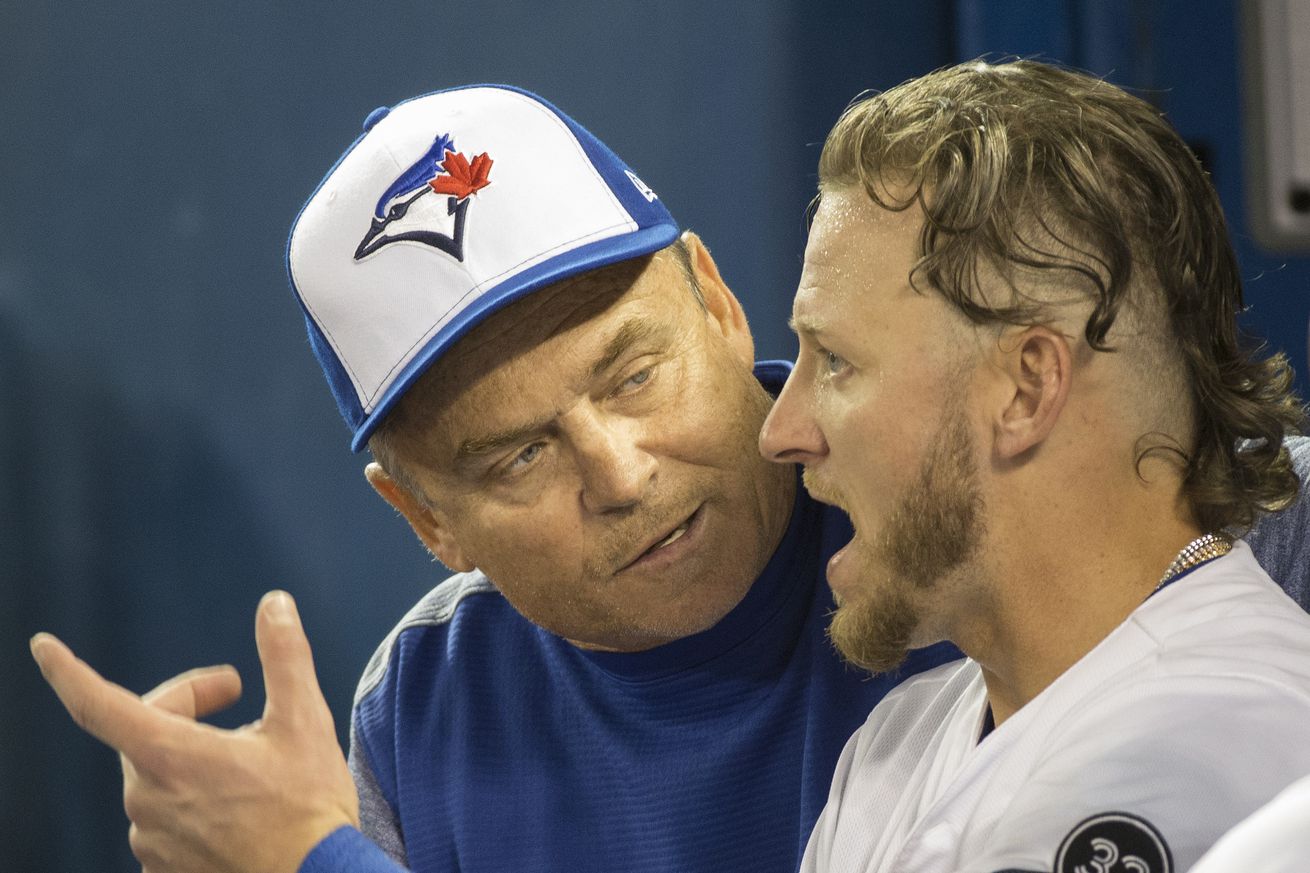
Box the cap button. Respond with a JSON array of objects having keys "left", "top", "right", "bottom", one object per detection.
[{"left": 362, "top": 106, "right": 391, "bottom": 132}]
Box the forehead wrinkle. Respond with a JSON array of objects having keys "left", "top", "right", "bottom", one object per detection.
[
  {"left": 590, "top": 317, "right": 668, "bottom": 380},
  {"left": 448, "top": 310, "right": 673, "bottom": 468},
  {"left": 449, "top": 284, "right": 612, "bottom": 373},
  {"left": 442, "top": 255, "right": 655, "bottom": 383}
]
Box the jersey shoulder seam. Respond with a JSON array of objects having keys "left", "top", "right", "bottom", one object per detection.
[{"left": 353, "top": 571, "right": 499, "bottom": 706}]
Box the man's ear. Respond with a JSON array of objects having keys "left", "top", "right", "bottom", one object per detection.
[
  {"left": 682, "top": 231, "right": 755, "bottom": 367},
  {"left": 991, "top": 326, "right": 1072, "bottom": 460},
  {"left": 364, "top": 462, "right": 476, "bottom": 572}
]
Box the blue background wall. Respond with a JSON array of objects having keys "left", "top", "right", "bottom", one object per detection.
[{"left": 3, "top": 2, "right": 1306, "bottom": 870}]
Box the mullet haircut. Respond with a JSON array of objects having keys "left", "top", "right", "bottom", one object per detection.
[{"left": 819, "top": 58, "right": 1304, "bottom": 532}]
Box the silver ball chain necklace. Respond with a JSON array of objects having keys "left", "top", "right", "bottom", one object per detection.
[{"left": 1150, "top": 532, "right": 1234, "bottom": 596}]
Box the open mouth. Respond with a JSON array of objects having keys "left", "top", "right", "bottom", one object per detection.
[
  {"left": 650, "top": 519, "right": 691, "bottom": 551},
  {"left": 620, "top": 505, "right": 703, "bottom": 571}
]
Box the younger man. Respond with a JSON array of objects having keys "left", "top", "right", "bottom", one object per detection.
[{"left": 762, "top": 59, "right": 1310, "bottom": 873}]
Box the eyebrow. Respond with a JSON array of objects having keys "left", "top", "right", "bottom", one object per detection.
[
  {"left": 788, "top": 314, "right": 827, "bottom": 338},
  {"left": 455, "top": 415, "right": 556, "bottom": 462},
  {"left": 590, "top": 317, "right": 667, "bottom": 380},
  {"left": 453, "top": 317, "right": 669, "bottom": 463}
]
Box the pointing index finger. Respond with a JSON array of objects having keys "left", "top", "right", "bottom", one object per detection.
[{"left": 31, "top": 633, "right": 183, "bottom": 767}]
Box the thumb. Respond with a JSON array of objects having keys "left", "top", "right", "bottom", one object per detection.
[{"left": 255, "top": 591, "right": 331, "bottom": 732}]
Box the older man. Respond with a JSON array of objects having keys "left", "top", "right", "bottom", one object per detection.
[
  {"left": 29, "top": 81, "right": 1309, "bottom": 873},
  {"left": 761, "top": 59, "right": 1310, "bottom": 873},
  {"left": 31, "top": 86, "right": 963, "bottom": 873}
]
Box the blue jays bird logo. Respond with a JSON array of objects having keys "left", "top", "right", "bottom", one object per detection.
[{"left": 354, "top": 133, "right": 494, "bottom": 262}]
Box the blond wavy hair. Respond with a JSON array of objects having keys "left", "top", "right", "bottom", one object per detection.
[{"left": 819, "top": 58, "right": 1303, "bottom": 532}]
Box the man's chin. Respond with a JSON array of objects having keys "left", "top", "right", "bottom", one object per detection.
[
  {"left": 830, "top": 632, "right": 912, "bottom": 674},
  {"left": 826, "top": 590, "right": 920, "bottom": 675}
]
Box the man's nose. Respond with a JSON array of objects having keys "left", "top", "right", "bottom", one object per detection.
[
  {"left": 574, "top": 412, "right": 658, "bottom": 513},
  {"left": 759, "top": 369, "right": 828, "bottom": 465}
]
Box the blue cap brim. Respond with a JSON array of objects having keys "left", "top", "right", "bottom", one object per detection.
[{"left": 349, "top": 221, "right": 680, "bottom": 452}]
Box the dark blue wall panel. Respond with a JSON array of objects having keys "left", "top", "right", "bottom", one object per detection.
[
  {"left": 4, "top": 2, "right": 1304, "bottom": 870},
  {"left": 0, "top": 3, "right": 952, "bottom": 870}
]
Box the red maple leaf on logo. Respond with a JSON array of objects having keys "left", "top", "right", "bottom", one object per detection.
[{"left": 430, "top": 150, "right": 493, "bottom": 200}]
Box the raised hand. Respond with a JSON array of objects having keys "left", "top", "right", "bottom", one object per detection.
[{"left": 31, "top": 591, "right": 360, "bottom": 873}]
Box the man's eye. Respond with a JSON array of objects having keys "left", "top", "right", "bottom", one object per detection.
[
  {"left": 823, "top": 350, "right": 849, "bottom": 375},
  {"left": 506, "top": 443, "right": 543, "bottom": 472},
  {"left": 617, "top": 367, "right": 652, "bottom": 394}
]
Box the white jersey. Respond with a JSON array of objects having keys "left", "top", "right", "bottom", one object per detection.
[
  {"left": 1189, "top": 773, "right": 1310, "bottom": 873},
  {"left": 801, "top": 542, "right": 1310, "bottom": 873}
]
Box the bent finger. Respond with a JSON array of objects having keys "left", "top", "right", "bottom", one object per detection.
[{"left": 143, "top": 665, "right": 243, "bottom": 720}]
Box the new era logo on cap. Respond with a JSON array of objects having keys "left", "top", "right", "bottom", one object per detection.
[{"left": 287, "top": 85, "right": 679, "bottom": 451}]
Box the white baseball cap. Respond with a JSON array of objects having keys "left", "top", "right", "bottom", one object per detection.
[{"left": 287, "top": 85, "right": 679, "bottom": 451}]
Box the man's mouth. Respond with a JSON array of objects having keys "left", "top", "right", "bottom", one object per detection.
[
  {"left": 652, "top": 519, "right": 690, "bottom": 550},
  {"left": 619, "top": 506, "right": 703, "bottom": 572}
]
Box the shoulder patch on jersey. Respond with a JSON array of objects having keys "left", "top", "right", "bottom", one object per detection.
[{"left": 1054, "top": 812, "right": 1172, "bottom": 873}]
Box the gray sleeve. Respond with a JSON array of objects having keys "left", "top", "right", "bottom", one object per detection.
[
  {"left": 1245, "top": 435, "right": 1310, "bottom": 609},
  {"left": 349, "top": 722, "right": 409, "bottom": 868}
]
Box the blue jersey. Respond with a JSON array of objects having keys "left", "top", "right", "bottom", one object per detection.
[
  {"left": 297, "top": 359, "right": 1310, "bottom": 873},
  {"left": 299, "top": 363, "right": 963, "bottom": 873}
]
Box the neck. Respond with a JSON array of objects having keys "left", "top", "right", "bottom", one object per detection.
[{"left": 960, "top": 485, "right": 1203, "bottom": 726}]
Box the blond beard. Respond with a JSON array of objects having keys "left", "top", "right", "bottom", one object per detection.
[{"left": 825, "top": 402, "right": 985, "bottom": 673}]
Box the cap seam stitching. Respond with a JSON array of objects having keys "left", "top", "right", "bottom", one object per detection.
[{"left": 290, "top": 240, "right": 371, "bottom": 401}]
